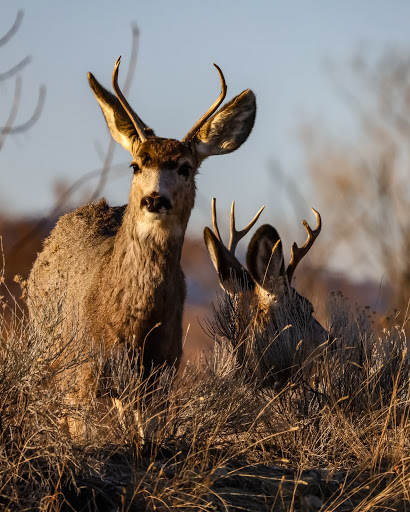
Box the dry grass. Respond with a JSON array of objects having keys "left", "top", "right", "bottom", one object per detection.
[{"left": 0, "top": 272, "right": 409, "bottom": 510}]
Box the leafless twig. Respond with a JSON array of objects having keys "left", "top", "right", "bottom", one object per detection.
[
  {"left": 0, "top": 85, "right": 46, "bottom": 136},
  {"left": 0, "top": 77, "right": 22, "bottom": 151},
  {"left": 0, "top": 11, "right": 46, "bottom": 151},
  {"left": 0, "top": 9, "right": 23, "bottom": 47}
]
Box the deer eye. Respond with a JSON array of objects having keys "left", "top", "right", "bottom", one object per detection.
[
  {"left": 130, "top": 163, "right": 140, "bottom": 174},
  {"left": 178, "top": 163, "right": 192, "bottom": 178}
]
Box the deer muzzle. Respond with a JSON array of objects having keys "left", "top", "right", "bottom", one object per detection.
[{"left": 140, "top": 193, "right": 172, "bottom": 214}]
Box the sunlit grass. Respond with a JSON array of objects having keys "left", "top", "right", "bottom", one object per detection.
[{"left": 0, "top": 276, "right": 409, "bottom": 510}]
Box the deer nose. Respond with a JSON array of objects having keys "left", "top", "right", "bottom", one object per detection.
[{"left": 140, "top": 193, "right": 172, "bottom": 213}]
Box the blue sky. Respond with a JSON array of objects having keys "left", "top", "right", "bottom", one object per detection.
[{"left": 2, "top": 1, "right": 410, "bottom": 268}]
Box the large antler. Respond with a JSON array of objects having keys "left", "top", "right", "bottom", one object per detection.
[
  {"left": 286, "top": 208, "right": 321, "bottom": 282},
  {"left": 211, "top": 198, "right": 265, "bottom": 256},
  {"left": 112, "top": 56, "right": 148, "bottom": 143},
  {"left": 182, "top": 64, "right": 227, "bottom": 143}
]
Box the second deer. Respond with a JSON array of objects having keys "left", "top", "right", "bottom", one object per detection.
[{"left": 204, "top": 200, "right": 328, "bottom": 386}]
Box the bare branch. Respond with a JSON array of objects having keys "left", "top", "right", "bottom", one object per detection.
[
  {"left": 0, "top": 77, "right": 22, "bottom": 151},
  {"left": 0, "top": 56, "right": 31, "bottom": 82},
  {"left": 0, "top": 10, "right": 23, "bottom": 47},
  {"left": 0, "top": 85, "right": 45, "bottom": 135}
]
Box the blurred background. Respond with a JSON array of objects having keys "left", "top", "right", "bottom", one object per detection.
[{"left": 1, "top": 1, "right": 409, "bottom": 357}]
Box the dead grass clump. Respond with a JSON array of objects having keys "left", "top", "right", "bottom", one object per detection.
[
  {"left": 0, "top": 273, "right": 409, "bottom": 510},
  {"left": 0, "top": 306, "right": 89, "bottom": 509},
  {"left": 207, "top": 281, "right": 319, "bottom": 390}
]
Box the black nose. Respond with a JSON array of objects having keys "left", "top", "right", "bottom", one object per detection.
[{"left": 141, "top": 194, "right": 172, "bottom": 213}]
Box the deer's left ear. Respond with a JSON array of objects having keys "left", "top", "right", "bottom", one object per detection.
[
  {"left": 204, "top": 227, "right": 255, "bottom": 294},
  {"left": 88, "top": 72, "right": 155, "bottom": 153},
  {"left": 192, "top": 90, "right": 256, "bottom": 161}
]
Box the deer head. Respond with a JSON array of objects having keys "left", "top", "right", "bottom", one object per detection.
[
  {"left": 204, "top": 200, "right": 328, "bottom": 360},
  {"left": 88, "top": 58, "right": 256, "bottom": 241}
]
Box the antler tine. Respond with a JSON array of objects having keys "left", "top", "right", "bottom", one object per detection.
[
  {"left": 211, "top": 198, "right": 222, "bottom": 242},
  {"left": 182, "top": 63, "right": 227, "bottom": 143},
  {"left": 112, "top": 56, "right": 148, "bottom": 143},
  {"left": 228, "top": 201, "right": 265, "bottom": 255},
  {"left": 286, "top": 208, "right": 322, "bottom": 282}
]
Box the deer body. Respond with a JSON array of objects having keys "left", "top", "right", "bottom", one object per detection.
[
  {"left": 32, "top": 198, "right": 185, "bottom": 371},
  {"left": 28, "top": 60, "right": 257, "bottom": 389}
]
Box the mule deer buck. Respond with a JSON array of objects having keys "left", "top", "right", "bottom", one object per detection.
[
  {"left": 27, "top": 59, "right": 256, "bottom": 406},
  {"left": 204, "top": 199, "right": 328, "bottom": 387}
]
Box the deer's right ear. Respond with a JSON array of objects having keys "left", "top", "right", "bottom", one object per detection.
[
  {"left": 88, "top": 72, "right": 154, "bottom": 153},
  {"left": 204, "top": 227, "right": 254, "bottom": 293},
  {"left": 246, "top": 225, "right": 286, "bottom": 293},
  {"left": 193, "top": 90, "right": 256, "bottom": 161}
]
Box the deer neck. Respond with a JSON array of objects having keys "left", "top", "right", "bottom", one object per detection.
[
  {"left": 90, "top": 199, "right": 187, "bottom": 357},
  {"left": 111, "top": 200, "right": 185, "bottom": 277}
]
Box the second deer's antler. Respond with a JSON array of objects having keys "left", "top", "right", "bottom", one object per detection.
[
  {"left": 211, "top": 198, "right": 265, "bottom": 256},
  {"left": 286, "top": 208, "right": 321, "bottom": 282}
]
